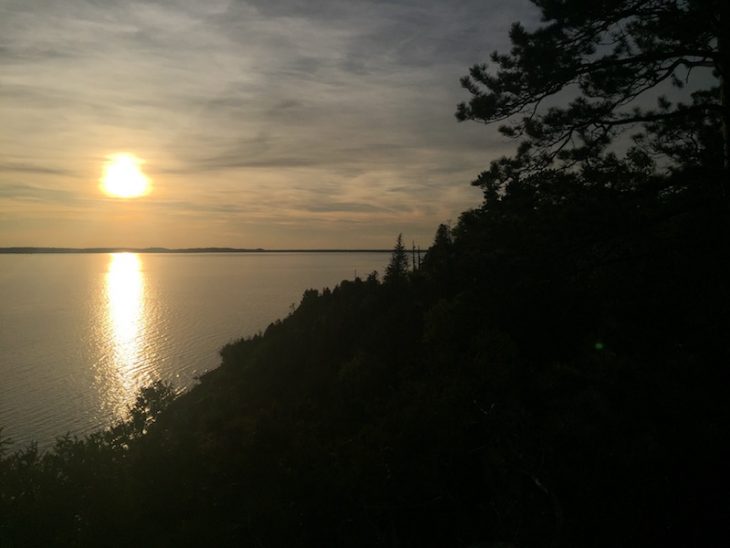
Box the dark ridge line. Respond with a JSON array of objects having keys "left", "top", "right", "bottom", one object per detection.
[{"left": 0, "top": 247, "right": 392, "bottom": 254}]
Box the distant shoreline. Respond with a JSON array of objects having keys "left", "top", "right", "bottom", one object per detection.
[{"left": 0, "top": 247, "right": 391, "bottom": 254}]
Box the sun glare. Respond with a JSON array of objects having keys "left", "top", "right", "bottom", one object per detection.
[{"left": 101, "top": 153, "right": 150, "bottom": 198}]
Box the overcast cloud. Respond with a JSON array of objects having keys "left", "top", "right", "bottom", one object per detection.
[{"left": 0, "top": 0, "right": 538, "bottom": 248}]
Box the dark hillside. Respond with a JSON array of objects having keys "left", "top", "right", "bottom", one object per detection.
[{"left": 128, "top": 165, "right": 727, "bottom": 547}]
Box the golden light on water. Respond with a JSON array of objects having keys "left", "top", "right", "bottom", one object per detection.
[
  {"left": 100, "top": 153, "right": 150, "bottom": 198},
  {"left": 105, "top": 253, "right": 146, "bottom": 396}
]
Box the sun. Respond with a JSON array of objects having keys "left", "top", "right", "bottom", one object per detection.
[{"left": 100, "top": 153, "right": 151, "bottom": 198}]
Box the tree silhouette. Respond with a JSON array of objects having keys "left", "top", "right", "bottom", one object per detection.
[
  {"left": 384, "top": 233, "right": 409, "bottom": 284},
  {"left": 456, "top": 0, "right": 727, "bottom": 193},
  {"left": 421, "top": 223, "right": 455, "bottom": 289}
]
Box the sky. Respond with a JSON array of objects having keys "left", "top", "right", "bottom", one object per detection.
[{"left": 1, "top": 0, "right": 538, "bottom": 248}]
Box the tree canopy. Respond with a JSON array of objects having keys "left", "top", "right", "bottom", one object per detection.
[{"left": 457, "top": 0, "right": 727, "bottom": 194}]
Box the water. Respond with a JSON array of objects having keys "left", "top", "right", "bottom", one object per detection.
[{"left": 0, "top": 252, "right": 388, "bottom": 449}]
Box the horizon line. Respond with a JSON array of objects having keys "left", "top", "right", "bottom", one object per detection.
[{"left": 0, "top": 246, "right": 394, "bottom": 254}]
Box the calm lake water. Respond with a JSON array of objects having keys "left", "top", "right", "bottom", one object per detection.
[{"left": 0, "top": 252, "right": 388, "bottom": 448}]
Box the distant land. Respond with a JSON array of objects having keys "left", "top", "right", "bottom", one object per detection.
[{"left": 0, "top": 247, "right": 391, "bottom": 254}]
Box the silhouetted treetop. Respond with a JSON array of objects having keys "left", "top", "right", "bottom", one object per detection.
[
  {"left": 456, "top": 0, "right": 727, "bottom": 184},
  {"left": 421, "top": 224, "right": 455, "bottom": 281},
  {"left": 384, "top": 233, "right": 409, "bottom": 284}
]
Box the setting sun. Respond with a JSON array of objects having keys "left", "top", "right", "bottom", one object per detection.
[{"left": 100, "top": 153, "right": 150, "bottom": 198}]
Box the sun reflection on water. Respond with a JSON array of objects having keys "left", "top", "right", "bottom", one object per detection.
[{"left": 104, "top": 252, "right": 146, "bottom": 414}]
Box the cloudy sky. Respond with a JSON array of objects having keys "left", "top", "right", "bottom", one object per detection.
[{"left": 1, "top": 0, "right": 538, "bottom": 248}]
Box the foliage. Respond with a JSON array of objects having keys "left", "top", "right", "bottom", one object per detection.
[
  {"left": 0, "top": 381, "right": 174, "bottom": 547},
  {"left": 456, "top": 0, "right": 727, "bottom": 192},
  {"left": 384, "top": 233, "right": 409, "bottom": 284}
]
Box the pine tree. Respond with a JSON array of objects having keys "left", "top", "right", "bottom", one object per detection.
[
  {"left": 384, "top": 233, "right": 409, "bottom": 283},
  {"left": 456, "top": 0, "right": 727, "bottom": 195}
]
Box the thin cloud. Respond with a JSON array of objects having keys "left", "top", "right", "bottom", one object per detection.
[
  {"left": 0, "top": 0, "right": 539, "bottom": 247},
  {"left": 0, "top": 183, "right": 78, "bottom": 201},
  {"left": 0, "top": 164, "right": 75, "bottom": 176}
]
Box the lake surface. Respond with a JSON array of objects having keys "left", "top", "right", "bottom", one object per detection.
[{"left": 0, "top": 252, "right": 388, "bottom": 449}]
